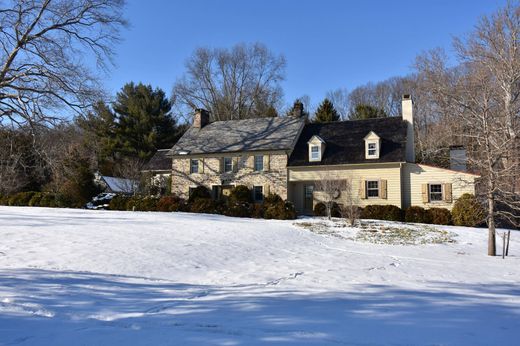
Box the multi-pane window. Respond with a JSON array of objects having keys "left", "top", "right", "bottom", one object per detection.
[
  {"left": 429, "top": 184, "right": 443, "bottom": 201},
  {"left": 367, "top": 142, "right": 377, "bottom": 156},
  {"left": 224, "top": 157, "right": 232, "bottom": 173},
  {"left": 254, "top": 155, "right": 264, "bottom": 171},
  {"left": 311, "top": 145, "right": 320, "bottom": 160},
  {"left": 253, "top": 186, "right": 263, "bottom": 202},
  {"left": 190, "top": 159, "right": 199, "bottom": 174},
  {"left": 367, "top": 180, "right": 379, "bottom": 198}
]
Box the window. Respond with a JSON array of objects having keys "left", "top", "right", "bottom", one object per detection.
[
  {"left": 224, "top": 157, "right": 232, "bottom": 173},
  {"left": 190, "top": 159, "right": 199, "bottom": 174},
  {"left": 366, "top": 180, "right": 379, "bottom": 198},
  {"left": 253, "top": 186, "right": 263, "bottom": 202},
  {"left": 311, "top": 145, "right": 320, "bottom": 160},
  {"left": 254, "top": 155, "right": 264, "bottom": 171},
  {"left": 429, "top": 184, "right": 443, "bottom": 202},
  {"left": 367, "top": 142, "right": 377, "bottom": 156}
]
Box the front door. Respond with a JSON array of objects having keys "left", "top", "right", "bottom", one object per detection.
[{"left": 303, "top": 184, "right": 314, "bottom": 214}]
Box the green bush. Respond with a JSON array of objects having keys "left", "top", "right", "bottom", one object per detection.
[
  {"left": 156, "top": 195, "right": 184, "bottom": 212},
  {"left": 39, "top": 193, "right": 59, "bottom": 208},
  {"left": 0, "top": 195, "right": 8, "bottom": 205},
  {"left": 188, "top": 186, "right": 211, "bottom": 203},
  {"left": 224, "top": 201, "right": 252, "bottom": 218},
  {"left": 314, "top": 202, "right": 326, "bottom": 216},
  {"left": 429, "top": 207, "right": 452, "bottom": 225},
  {"left": 109, "top": 195, "right": 131, "bottom": 211},
  {"left": 190, "top": 198, "right": 222, "bottom": 214},
  {"left": 405, "top": 206, "right": 433, "bottom": 224},
  {"left": 452, "top": 193, "right": 485, "bottom": 227},
  {"left": 263, "top": 194, "right": 297, "bottom": 220},
  {"left": 251, "top": 203, "right": 265, "bottom": 218},
  {"left": 229, "top": 185, "right": 252, "bottom": 203},
  {"left": 28, "top": 192, "right": 44, "bottom": 207},
  {"left": 8, "top": 191, "right": 37, "bottom": 206},
  {"left": 130, "top": 196, "right": 159, "bottom": 212},
  {"left": 361, "top": 205, "right": 404, "bottom": 221}
]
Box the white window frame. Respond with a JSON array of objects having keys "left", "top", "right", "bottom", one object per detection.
[
  {"left": 253, "top": 185, "right": 263, "bottom": 202},
  {"left": 190, "top": 159, "right": 199, "bottom": 174},
  {"left": 223, "top": 157, "right": 232, "bottom": 173},
  {"left": 367, "top": 141, "right": 378, "bottom": 158},
  {"left": 310, "top": 145, "right": 320, "bottom": 161},
  {"left": 429, "top": 183, "right": 443, "bottom": 202},
  {"left": 254, "top": 155, "right": 264, "bottom": 172},
  {"left": 366, "top": 180, "right": 380, "bottom": 198}
]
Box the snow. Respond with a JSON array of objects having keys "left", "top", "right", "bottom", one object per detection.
[{"left": 0, "top": 206, "right": 519, "bottom": 345}]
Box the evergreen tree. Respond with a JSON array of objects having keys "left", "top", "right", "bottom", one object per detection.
[
  {"left": 112, "top": 82, "right": 178, "bottom": 160},
  {"left": 349, "top": 104, "right": 388, "bottom": 120},
  {"left": 313, "top": 98, "right": 340, "bottom": 123}
]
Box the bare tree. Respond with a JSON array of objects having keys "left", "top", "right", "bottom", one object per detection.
[
  {"left": 0, "top": 130, "right": 26, "bottom": 195},
  {"left": 172, "top": 43, "right": 286, "bottom": 122},
  {"left": 0, "top": 0, "right": 126, "bottom": 125},
  {"left": 415, "top": 2, "right": 520, "bottom": 255},
  {"left": 314, "top": 175, "right": 347, "bottom": 220},
  {"left": 338, "top": 178, "right": 360, "bottom": 226},
  {"left": 326, "top": 88, "right": 349, "bottom": 120}
]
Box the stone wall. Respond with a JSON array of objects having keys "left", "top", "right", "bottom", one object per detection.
[{"left": 171, "top": 151, "right": 288, "bottom": 199}]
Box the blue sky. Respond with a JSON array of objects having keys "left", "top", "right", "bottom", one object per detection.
[{"left": 106, "top": 0, "right": 507, "bottom": 108}]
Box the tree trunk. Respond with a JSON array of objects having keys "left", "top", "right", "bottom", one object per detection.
[{"left": 487, "top": 194, "right": 496, "bottom": 256}]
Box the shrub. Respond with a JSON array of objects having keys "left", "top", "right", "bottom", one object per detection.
[
  {"left": 405, "top": 206, "right": 433, "bottom": 224},
  {"left": 8, "top": 191, "right": 36, "bottom": 206},
  {"left": 190, "top": 198, "right": 221, "bottom": 214},
  {"left": 224, "top": 201, "right": 252, "bottom": 218},
  {"left": 156, "top": 195, "right": 184, "bottom": 212},
  {"left": 229, "top": 185, "right": 252, "bottom": 203},
  {"left": 28, "top": 192, "right": 44, "bottom": 207},
  {"left": 429, "top": 208, "right": 452, "bottom": 225},
  {"left": 130, "top": 196, "right": 159, "bottom": 212},
  {"left": 109, "top": 195, "right": 131, "bottom": 211},
  {"left": 263, "top": 194, "right": 297, "bottom": 220},
  {"left": 314, "top": 202, "right": 326, "bottom": 216},
  {"left": 0, "top": 195, "right": 8, "bottom": 205},
  {"left": 452, "top": 193, "right": 485, "bottom": 227},
  {"left": 361, "top": 205, "right": 404, "bottom": 221},
  {"left": 251, "top": 203, "right": 265, "bottom": 218},
  {"left": 188, "top": 186, "right": 211, "bottom": 202},
  {"left": 39, "top": 193, "right": 59, "bottom": 208}
]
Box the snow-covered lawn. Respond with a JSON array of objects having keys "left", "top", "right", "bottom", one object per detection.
[{"left": 0, "top": 206, "right": 519, "bottom": 345}]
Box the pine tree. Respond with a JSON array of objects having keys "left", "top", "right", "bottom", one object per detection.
[
  {"left": 111, "top": 82, "right": 179, "bottom": 160},
  {"left": 349, "top": 104, "right": 388, "bottom": 120},
  {"left": 313, "top": 98, "right": 340, "bottom": 123}
]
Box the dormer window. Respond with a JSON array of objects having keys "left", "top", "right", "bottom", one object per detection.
[
  {"left": 311, "top": 145, "right": 320, "bottom": 160},
  {"left": 308, "top": 135, "right": 326, "bottom": 162},
  {"left": 364, "top": 131, "right": 381, "bottom": 159}
]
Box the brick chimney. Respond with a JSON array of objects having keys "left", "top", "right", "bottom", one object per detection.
[
  {"left": 402, "top": 94, "right": 415, "bottom": 162},
  {"left": 292, "top": 100, "right": 304, "bottom": 118},
  {"left": 193, "top": 108, "right": 210, "bottom": 128}
]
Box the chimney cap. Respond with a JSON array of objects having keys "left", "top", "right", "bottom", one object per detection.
[{"left": 402, "top": 94, "right": 412, "bottom": 100}]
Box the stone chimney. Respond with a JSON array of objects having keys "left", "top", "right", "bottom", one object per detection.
[
  {"left": 193, "top": 108, "right": 210, "bottom": 128},
  {"left": 292, "top": 100, "right": 304, "bottom": 118},
  {"left": 450, "top": 145, "right": 467, "bottom": 172},
  {"left": 402, "top": 94, "right": 415, "bottom": 162}
]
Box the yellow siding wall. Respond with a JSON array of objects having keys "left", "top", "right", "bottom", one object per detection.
[
  {"left": 288, "top": 163, "right": 403, "bottom": 213},
  {"left": 402, "top": 163, "right": 477, "bottom": 210}
]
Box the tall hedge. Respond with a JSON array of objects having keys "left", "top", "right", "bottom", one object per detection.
[{"left": 452, "top": 194, "right": 485, "bottom": 227}]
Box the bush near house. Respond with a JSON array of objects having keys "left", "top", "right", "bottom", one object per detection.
[
  {"left": 361, "top": 205, "right": 404, "bottom": 222},
  {"left": 156, "top": 195, "right": 185, "bottom": 212},
  {"left": 452, "top": 193, "right": 485, "bottom": 227},
  {"left": 313, "top": 202, "right": 341, "bottom": 218},
  {"left": 188, "top": 186, "right": 211, "bottom": 203},
  {"left": 429, "top": 208, "right": 452, "bottom": 225},
  {"left": 263, "top": 194, "right": 297, "bottom": 220},
  {"left": 108, "top": 195, "right": 132, "bottom": 211},
  {"left": 229, "top": 185, "right": 252, "bottom": 203},
  {"left": 405, "top": 206, "right": 433, "bottom": 224},
  {"left": 190, "top": 198, "right": 222, "bottom": 214}
]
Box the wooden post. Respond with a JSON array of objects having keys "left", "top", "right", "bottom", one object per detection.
[
  {"left": 502, "top": 232, "right": 506, "bottom": 259},
  {"left": 506, "top": 230, "right": 511, "bottom": 256}
]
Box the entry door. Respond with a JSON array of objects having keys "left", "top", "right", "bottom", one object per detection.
[{"left": 303, "top": 185, "right": 314, "bottom": 214}]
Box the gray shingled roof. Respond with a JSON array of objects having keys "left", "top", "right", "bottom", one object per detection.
[
  {"left": 143, "top": 149, "right": 172, "bottom": 171},
  {"left": 171, "top": 116, "right": 305, "bottom": 155}
]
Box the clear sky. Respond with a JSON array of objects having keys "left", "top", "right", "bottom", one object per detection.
[{"left": 105, "top": 0, "right": 508, "bottom": 108}]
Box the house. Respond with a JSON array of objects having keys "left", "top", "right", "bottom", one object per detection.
[
  {"left": 164, "top": 96, "right": 478, "bottom": 214},
  {"left": 169, "top": 107, "right": 305, "bottom": 201},
  {"left": 142, "top": 149, "right": 172, "bottom": 194}
]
